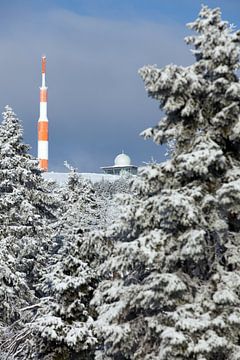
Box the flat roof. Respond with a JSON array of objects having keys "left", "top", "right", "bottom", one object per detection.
[{"left": 101, "top": 165, "right": 138, "bottom": 169}]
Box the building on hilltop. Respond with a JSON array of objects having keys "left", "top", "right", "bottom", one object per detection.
[{"left": 101, "top": 152, "right": 138, "bottom": 175}]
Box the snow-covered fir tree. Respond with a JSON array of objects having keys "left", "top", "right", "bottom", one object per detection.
[
  {"left": 1, "top": 161, "right": 104, "bottom": 359},
  {"left": 0, "top": 106, "right": 59, "bottom": 356},
  {"left": 28, "top": 237, "right": 99, "bottom": 360},
  {"left": 94, "top": 175, "right": 132, "bottom": 228},
  {"left": 25, "top": 165, "right": 101, "bottom": 359},
  {"left": 48, "top": 163, "right": 102, "bottom": 254},
  {"left": 92, "top": 6, "right": 240, "bottom": 359},
  {"left": 0, "top": 106, "right": 59, "bottom": 285}
]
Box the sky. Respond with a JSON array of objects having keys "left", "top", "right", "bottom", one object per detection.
[{"left": 0, "top": 0, "right": 240, "bottom": 172}]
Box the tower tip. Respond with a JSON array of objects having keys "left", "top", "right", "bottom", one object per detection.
[{"left": 42, "top": 56, "right": 46, "bottom": 74}]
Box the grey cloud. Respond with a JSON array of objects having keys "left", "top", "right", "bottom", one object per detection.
[{"left": 0, "top": 6, "right": 192, "bottom": 172}]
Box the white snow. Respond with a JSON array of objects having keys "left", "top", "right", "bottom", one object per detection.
[{"left": 43, "top": 172, "right": 120, "bottom": 185}]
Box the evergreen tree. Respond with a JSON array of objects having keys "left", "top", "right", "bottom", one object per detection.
[
  {"left": 27, "top": 166, "right": 101, "bottom": 359},
  {"left": 93, "top": 7, "right": 240, "bottom": 360},
  {"left": 0, "top": 105, "right": 58, "bottom": 344},
  {"left": 1, "top": 161, "right": 103, "bottom": 359},
  {"left": 0, "top": 238, "right": 33, "bottom": 325},
  {"left": 29, "top": 238, "right": 98, "bottom": 360},
  {"left": 59, "top": 162, "right": 101, "bottom": 237},
  {"left": 94, "top": 175, "right": 132, "bottom": 229}
]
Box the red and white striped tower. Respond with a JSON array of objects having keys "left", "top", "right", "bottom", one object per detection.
[{"left": 38, "top": 56, "right": 48, "bottom": 171}]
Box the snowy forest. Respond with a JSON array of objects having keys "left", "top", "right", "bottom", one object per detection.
[{"left": 1, "top": 5, "right": 240, "bottom": 360}]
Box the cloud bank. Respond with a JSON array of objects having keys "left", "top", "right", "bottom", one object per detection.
[{"left": 0, "top": 4, "right": 192, "bottom": 171}]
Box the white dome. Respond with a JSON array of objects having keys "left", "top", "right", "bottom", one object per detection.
[{"left": 114, "top": 153, "right": 131, "bottom": 166}]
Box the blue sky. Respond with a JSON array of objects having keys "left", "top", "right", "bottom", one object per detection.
[{"left": 0, "top": 0, "right": 240, "bottom": 172}]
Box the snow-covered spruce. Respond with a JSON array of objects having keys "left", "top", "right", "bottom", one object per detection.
[
  {"left": 0, "top": 106, "right": 59, "bottom": 355},
  {"left": 29, "top": 234, "right": 99, "bottom": 359},
  {"left": 61, "top": 162, "right": 103, "bottom": 232},
  {"left": 18, "top": 164, "right": 103, "bottom": 359},
  {"left": 47, "top": 163, "right": 104, "bottom": 258},
  {"left": 92, "top": 6, "right": 240, "bottom": 360},
  {"left": 94, "top": 175, "right": 132, "bottom": 229}
]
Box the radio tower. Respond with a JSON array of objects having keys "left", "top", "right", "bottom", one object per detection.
[{"left": 38, "top": 56, "right": 48, "bottom": 171}]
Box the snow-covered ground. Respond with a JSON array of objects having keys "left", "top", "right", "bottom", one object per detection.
[{"left": 43, "top": 172, "right": 120, "bottom": 185}]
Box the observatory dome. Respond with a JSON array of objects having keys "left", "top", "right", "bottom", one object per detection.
[{"left": 114, "top": 153, "right": 131, "bottom": 167}]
